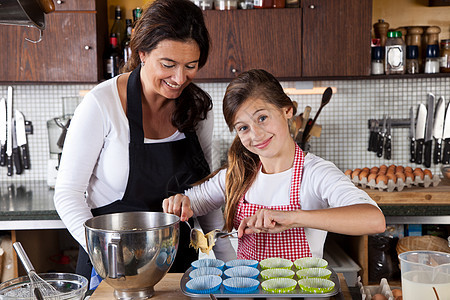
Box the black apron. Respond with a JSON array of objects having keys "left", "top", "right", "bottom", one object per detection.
[{"left": 76, "top": 65, "right": 211, "bottom": 281}]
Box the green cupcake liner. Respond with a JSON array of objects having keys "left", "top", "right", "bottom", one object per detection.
[
  {"left": 294, "top": 257, "right": 328, "bottom": 270},
  {"left": 298, "top": 278, "right": 335, "bottom": 293},
  {"left": 260, "top": 268, "right": 295, "bottom": 280},
  {"left": 260, "top": 278, "right": 297, "bottom": 293},
  {"left": 259, "top": 257, "right": 293, "bottom": 270},
  {"left": 295, "top": 267, "right": 331, "bottom": 280}
]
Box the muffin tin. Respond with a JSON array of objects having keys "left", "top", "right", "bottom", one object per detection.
[{"left": 181, "top": 265, "right": 341, "bottom": 298}]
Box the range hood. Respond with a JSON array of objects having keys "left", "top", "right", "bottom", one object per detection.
[{"left": 0, "top": 0, "right": 55, "bottom": 31}]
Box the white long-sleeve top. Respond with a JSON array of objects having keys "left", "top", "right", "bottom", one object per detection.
[
  {"left": 54, "top": 76, "right": 236, "bottom": 261},
  {"left": 185, "top": 152, "right": 380, "bottom": 258}
]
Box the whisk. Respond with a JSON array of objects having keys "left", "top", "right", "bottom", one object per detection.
[{"left": 13, "top": 242, "right": 60, "bottom": 300}]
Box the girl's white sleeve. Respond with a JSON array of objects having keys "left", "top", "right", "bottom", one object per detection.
[{"left": 54, "top": 95, "right": 106, "bottom": 251}]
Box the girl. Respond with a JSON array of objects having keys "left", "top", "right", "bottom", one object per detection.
[{"left": 163, "top": 69, "right": 386, "bottom": 260}]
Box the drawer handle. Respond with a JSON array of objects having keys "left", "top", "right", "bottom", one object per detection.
[
  {"left": 309, "top": 4, "right": 315, "bottom": 9},
  {"left": 56, "top": 0, "right": 64, "bottom": 4},
  {"left": 84, "top": 45, "right": 91, "bottom": 50}
]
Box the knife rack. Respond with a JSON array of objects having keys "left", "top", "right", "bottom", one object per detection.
[{"left": 367, "top": 118, "right": 415, "bottom": 129}]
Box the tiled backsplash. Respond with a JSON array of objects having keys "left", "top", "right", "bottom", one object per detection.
[{"left": 1, "top": 77, "right": 449, "bottom": 184}]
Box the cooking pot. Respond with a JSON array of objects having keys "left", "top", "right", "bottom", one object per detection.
[{"left": 0, "top": 0, "right": 55, "bottom": 30}]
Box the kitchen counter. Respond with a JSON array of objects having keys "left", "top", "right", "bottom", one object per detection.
[
  {"left": 89, "top": 273, "right": 354, "bottom": 299},
  {"left": 0, "top": 180, "right": 64, "bottom": 230}
]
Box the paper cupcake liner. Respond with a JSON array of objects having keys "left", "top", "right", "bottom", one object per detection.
[
  {"left": 260, "top": 268, "right": 295, "bottom": 280},
  {"left": 191, "top": 258, "right": 225, "bottom": 270},
  {"left": 185, "top": 275, "right": 222, "bottom": 294},
  {"left": 296, "top": 267, "right": 331, "bottom": 280},
  {"left": 224, "top": 266, "right": 260, "bottom": 279},
  {"left": 189, "top": 267, "right": 223, "bottom": 279},
  {"left": 225, "top": 259, "right": 259, "bottom": 269},
  {"left": 294, "top": 257, "right": 328, "bottom": 270},
  {"left": 298, "top": 278, "right": 335, "bottom": 293},
  {"left": 222, "top": 277, "right": 260, "bottom": 293},
  {"left": 260, "top": 278, "right": 297, "bottom": 293},
  {"left": 259, "top": 257, "right": 293, "bottom": 270}
]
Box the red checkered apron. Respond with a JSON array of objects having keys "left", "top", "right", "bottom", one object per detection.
[{"left": 233, "top": 144, "right": 312, "bottom": 261}]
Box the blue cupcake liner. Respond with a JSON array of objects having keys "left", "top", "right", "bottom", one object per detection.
[
  {"left": 191, "top": 258, "right": 225, "bottom": 270},
  {"left": 225, "top": 259, "right": 259, "bottom": 269},
  {"left": 189, "top": 267, "right": 223, "bottom": 279},
  {"left": 224, "top": 266, "right": 260, "bottom": 279},
  {"left": 222, "top": 277, "right": 260, "bottom": 293},
  {"left": 185, "top": 275, "right": 222, "bottom": 294}
]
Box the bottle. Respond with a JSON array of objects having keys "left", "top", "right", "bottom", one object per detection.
[
  {"left": 385, "top": 31, "right": 406, "bottom": 75},
  {"left": 440, "top": 39, "right": 450, "bottom": 73},
  {"left": 132, "top": 7, "right": 143, "bottom": 24},
  {"left": 254, "top": 0, "right": 273, "bottom": 8},
  {"left": 371, "top": 46, "right": 384, "bottom": 75},
  {"left": 285, "top": 0, "right": 299, "bottom": 7},
  {"left": 122, "top": 19, "right": 133, "bottom": 65},
  {"left": 406, "top": 45, "right": 419, "bottom": 74},
  {"left": 104, "top": 34, "right": 121, "bottom": 79},
  {"left": 424, "top": 44, "right": 440, "bottom": 74},
  {"left": 110, "top": 6, "right": 126, "bottom": 51}
]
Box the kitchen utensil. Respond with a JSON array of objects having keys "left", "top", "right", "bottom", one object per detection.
[
  {"left": 368, "top": 119, "right": 378, "bottom": 152},
  {"left": 11, "top": 121, "right": 23, "bottom": 175},
  {"left": 37, "top": 0, "right": 55, "bottom": 13},
  {"left": 6, "top": 86, "right": 13, "bottom": 176},
  {"left": 410, "top": 106, "right": 416, "bottom": 162},
  {"left": 12, "top": 241, "right": 60, "bottom": 299},
  {"left": 415, "top": 103, "right": 427, "bottom": 164},
  {"left": 15, "top": 110, "right": 30, "bottom": 169},
  {"left": 184, "top": 220, "right": 197, "bottom": 245},
  {"left": 442, "top": 102, "right": 450, "bottom": 164},
  {"left": 0, "top": 0, "right": 46, "bottom": 30},
  {"left": 302, "top": 87, "right": 333, "bottom": 142},
  {"left": 84, "top": 212, "right": 180, "bottom": 300},
  {"left": 399, "top": 251, "right": 450, "bottom": 300},
  {"left": 377, "top": 114, "right": 387, "bottom": 158},
  {"left": 54, "top": 117, "right": 71, "bottom": 149},
  {"left": 0, "top": 98, "right": 7, "bottom": 166},
  {"left": 296, "top": 106, "right": 311, "bottom": 141},
  {"left": 424, "top": 93, "right": 435, "bottom": 167},
  {"left": 209, "top": 293, "right": 217, "bottom": 300},
  {"left": 0, "top": 273, "right": 88, "bottom": 299},
  {"left": 384, "top": 116, "right": 392, "bottom": 160},
  {"left": 433, "top": 96, "right": 445, "bottom": 164}
]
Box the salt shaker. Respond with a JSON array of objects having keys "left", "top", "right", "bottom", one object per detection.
[
  {"left": 371, "top": 46, "right": 384, "bottom": 75},
  {"left": 406, "top": 45, "right": 419, "bottom": 74},
  {"left": 424, "top": 44, "right": 440, "bottom": 74}
]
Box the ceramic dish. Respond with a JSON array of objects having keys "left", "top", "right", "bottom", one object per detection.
[
  {"left": 259, "top": 257, "right": 293, "bottom": 270},
  {"left": 294, "top": 257, "right": 328, "bottom": 270},
  {"left": 185, "top": 275, "right": 222, "bottom": 294},
  {"left": 296, "top": 267, "right": 332, "bottom": 280},
  {"left": 260, "top": 268, "right": 295, "bottom": 280},
  {"left": 222, "top": 277, "right": 260, "bottom": 293}
]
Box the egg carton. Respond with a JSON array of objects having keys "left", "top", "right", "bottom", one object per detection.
[
  {"left": 346, "top": 173, "right": 440, "bottom": 192},
  {"left": 358, "top": 277, "right": 394, "bottom": 300}
]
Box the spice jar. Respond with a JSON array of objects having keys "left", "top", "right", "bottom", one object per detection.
[
  {"left": 385, "top": 31, "right": 406, "bottom": 75},
  {"left": 424, "top": 44, "right": 440, "bottom": 74},
  {"left": 371, "top": 46, "right": 384, "bottom": 75},
  {"left": 406, "top": 45, "right": 419, "bottom": 74},
  {"left": 440, "top": 39, "right": 450, "bottom": 73},
  {"left": 254, "top": 0, "right": 273, "bottom": 8},
  {"left": 214, "top": 0, "right": 238, "bottom": 9}
]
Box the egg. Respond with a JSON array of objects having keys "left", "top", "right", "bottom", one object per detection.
[
  {"left": 368, "top": 173, "right": 377, "bottom": 182},
  {"left": 379, "top": 164, "right": 387, "bottom": 170},
  {"left": 376, "top": 174, "right": 388, "bottom": 185},
  {"left": 377, "top": 169, "right": 386, "bottom": 175},
  {"left": 370, "top": 167, "right": 379, "bottom": 174},
  {"left": 386, "top": 172, "right": 397, "bottom": 183},
  {"left": 395, "top": 165, "right": 404, "bottom": 173},
  {"left": 424, "top": 169, "right": 432, "bottom": 178},
  {"left": 386, "top": 168, "right": 395, "bottom": 175},
  {"left": 372, "top": 294, "right": 387, "bottom": 300},
  {"left": 405, "top": 171, "right": 415, "bottom": 181},
  {"left": 392, "top": 289, "right": 402, "bottom": 298},
  {"left": 404, "top": 166, "right": 413, "bottom": 173},
  {"left": 362, "top": 167, "right": 370, "bottom": 173},
  {"left": 413, "top": 168, "right": 424, "bottom": 180},
  {"left": 352, "top": 168, "right": 361, "bottom": 179},
  {"left": 395, "top": 172, "right": 406, "bottom": 182},
  {"left": 344, "top": 169, "right": 352, "bottom": 176},
  {"left": 359, "top": 170, "right": 369, "bottom": 181}
]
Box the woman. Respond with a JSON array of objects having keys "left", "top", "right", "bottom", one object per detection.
[
  {"left": 164, "top": 69, "right": 386, "bottom": 260},
  {"left": 54, "top": 0, "right": 235, "bottom": 282}
]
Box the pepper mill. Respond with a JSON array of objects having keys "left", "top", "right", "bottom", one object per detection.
[
  {"left": 395, "top": 27, "right": 407, "bottom": 42},
  {"left": 425, "top": 26, "right": 441, "bottom": 45},
  {"left": 373, "top": 19, "right": 390, "bottom": 47},
  {"left": 407, "top": 27, "right": 424, "bottom": 71}
]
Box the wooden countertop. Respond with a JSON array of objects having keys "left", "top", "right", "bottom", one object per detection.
[{"left": 90, "top": 273, "right": 353, "bottom": 299}]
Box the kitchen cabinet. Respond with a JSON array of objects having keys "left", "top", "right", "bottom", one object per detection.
[
  {"left": 0, "top": 0, "right": 108, "bottom": 83},
  {"left": 196, "top": 0, "right": 372, "bottom": 80}
]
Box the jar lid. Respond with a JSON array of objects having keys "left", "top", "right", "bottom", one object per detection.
[
  {"left": 406, "top": 45, "right": 418, "bottom": 59},
  {"left": 426, "top": 44, "right": 440, "bottom": 58},
  {"left": 387, "top": 31, "right": 402, "bottom": 38},
  {"left": 371, "top": 46, "right": 384, "bottom": 60}
]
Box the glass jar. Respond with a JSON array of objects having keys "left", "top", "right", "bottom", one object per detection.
[
  {"left": 440, "top": 39, "right": 450, "bottom": 73},
  {"left": 214, "top": 0, "right": 237, "bottom": 9},
  {"left": 424, "top": 44, "right": 440, "bottom": 74},
  {"left": 406, "top": 45, "right": 419, "bottom": 74},
  {"left": 371, "top": 46, "right": 384, "bottom": 75},
  {"left": 192, "top": 0, "right": 214, "bottom": 10},
  {"left": 385, "top": 31, "right": 406, "bottom": 75}
]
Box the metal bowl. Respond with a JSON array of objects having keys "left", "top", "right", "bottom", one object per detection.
[
  {"left": 0, "top": 273, "right": 88, "bottom": 299},
  {"left": 84, "top": 212, "right": 180, "bottom": 300}
]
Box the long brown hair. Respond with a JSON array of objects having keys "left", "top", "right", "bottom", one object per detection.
[
  {"left": 222, "top": 69, "right": 297, "bottom": 231},
  {"left": 121, "top": 0, "right": 212, "bottom": 132}
]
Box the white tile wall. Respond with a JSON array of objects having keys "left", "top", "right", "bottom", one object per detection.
[{"left": 0, "top": 76, "right": 449, "bottom": 184}]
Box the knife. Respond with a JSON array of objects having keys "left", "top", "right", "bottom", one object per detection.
[
  {"left": 423, "top": 93, "right": 435, "bottom": 168},
  {"left": 0, "top": 98, "right": 6, "bottom": 166},
  {"left": 415, "top": 103, "right": 427, "bottom": 165},
  {"left": 15, "top": 110, "right": 30, "bottom": 170},
  {"left": 433, "top": 96, "right": 445, "bottom": 164},
  {"left": 442, "top": 102, "right": 450, "bottom": 164},
  {"left": 6, "top": 86, "right": 13, "bottom": 176},
  {"left": 11, "top": 120, "right": 23, "bottom": 175},
  {"left": 384, "top": 116, "right": 392, "bottom": 160},
  {"left": 409, "top": 106, "right": 416, "bottom": 163},
  {"left": 376, "top": 115, "right": 386, "bottom": 158}
]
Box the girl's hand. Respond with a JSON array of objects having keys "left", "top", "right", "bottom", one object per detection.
[
  {"left": 162, "top": 194, "right": 194, "bottom": 222},
  {"left": 237, "top": 209, "right": 296, "bottom": 237}
]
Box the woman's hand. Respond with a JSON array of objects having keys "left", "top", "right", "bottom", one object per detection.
[
  {"left": 237, "top": 209, "right": 296, "bottom": 238},
  {"left": 162, "top": 194, "right": 194, "bottom": 222}
]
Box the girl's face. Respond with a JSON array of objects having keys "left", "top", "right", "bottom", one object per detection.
[
  {"left": 139, "top": 39, "right": 200, "bottom": 99},
  {"left": 233, "top": 97, "right": 293, "bottom": 158}
]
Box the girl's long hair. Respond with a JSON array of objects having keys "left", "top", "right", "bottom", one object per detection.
[{"left": 222, "top": 69, "right": 296, "bottom": 231}]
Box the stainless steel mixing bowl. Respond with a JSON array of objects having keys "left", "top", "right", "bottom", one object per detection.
[{"left": 84, "top": 212, "right": 180, "bottom": 300}]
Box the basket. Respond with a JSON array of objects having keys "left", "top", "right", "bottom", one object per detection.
[{"left": 396, "top": 235, "right": 450, "bottom": 255}]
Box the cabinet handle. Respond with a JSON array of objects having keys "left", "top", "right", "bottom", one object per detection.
[
  {"left": 56, "top": 0, "right": 63, "bottom": 4},
  {"left": 84, "top": 45, "right": 91, "bottom": 50},
  {"left": 231, "top": 68, "right": 237, "bottom": 74},
  {"left": 309, "top": 4, "right": 315, "bottom": 9}
]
